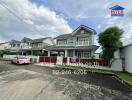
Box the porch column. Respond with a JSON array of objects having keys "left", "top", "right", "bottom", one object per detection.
[
  {"left": 91, "top": 50, "right": 94, "bottom": 58},
  {"left": 65, "top": 49, "right": 68, "bottom": 57},
  {"left": 73, "top": 50, "right": 75, "bottom": 57},
  {"left": 22, "top": 51, "right": 23, "bottom": 55},
  {"left": 48, "top": 51, "right": 50, "bottom": 57},
  {"left": 31, "top": 50, "right": 33, "bottom": 55}
]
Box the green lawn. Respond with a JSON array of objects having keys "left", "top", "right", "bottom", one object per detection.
[
  {"left": 115, "top": 72, "right": 132, "bottom": 84},
  {"left": 56, "top": 65, "right": 132, "bottom": 85}
]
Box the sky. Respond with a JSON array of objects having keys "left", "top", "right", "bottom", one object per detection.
[{"left": 0, "top": 0, "right": 132, "bottom": 45}]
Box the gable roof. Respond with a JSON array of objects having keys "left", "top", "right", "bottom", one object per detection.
[
  {"left": 21, "top": 37, "right": 32, "bottom": 42},
  {"left": 0, "top": 42, "right": 9, "bottom": 45},
  {"left": 33, "top": 37, "right": 51, "bottom": 43},
  {"left": 55, "top": 25, "right": 96, "bottom": 39},
  {"left": 10, "top": 40, "right": 20, "bottom": 44},
  {"left": 110, "top": 5, "right": 125, "bottom": 10},
  {"left": 72, "top": 25, "right": 96, "bottom": 35}
]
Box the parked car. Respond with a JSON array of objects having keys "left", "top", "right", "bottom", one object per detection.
[{"left": 11, "top": 56, "right": 30, "bottom": 64}]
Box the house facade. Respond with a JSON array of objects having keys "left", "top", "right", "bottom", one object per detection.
[
  {"left": 45, "top": 25, "right": 99, "bottom": 58},
  {"left": 0, "top": 42, "right": 11, "bottom": 50},
  {"left": 9, "top": 37, "right": 54, "bottom": 55},
  {"left": 0, "top": 25, "right": 99, "bottom": 58}
]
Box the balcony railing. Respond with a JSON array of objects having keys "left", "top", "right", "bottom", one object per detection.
[{"left": 57, "top": 41, "right": 89, "bottom": 46}]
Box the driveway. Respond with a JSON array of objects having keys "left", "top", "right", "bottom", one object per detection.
[{"left": 0, "top": 61, "right": 131, "bottom": 100}]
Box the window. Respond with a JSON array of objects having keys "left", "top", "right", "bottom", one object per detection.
[
  {"left": 76, "top": 51, "right": 91, "bottom": 58},
  {"left": 57, "top": 40, "right": 67, "bottom": 46},
  {"left": 83, "top": 51, "right": 91, "bottom": 58},
  {"left": 38, "top": 43, "right": 42, "bottom": 47},
  {"left": 68, "top": 39, "right": 73, "bottom": 46},
  {"left": 77, "top": 37, "right": 89, "bottom": 46},
  {"left": 81, "top": 30, "right": 85, "bottom": 34}
]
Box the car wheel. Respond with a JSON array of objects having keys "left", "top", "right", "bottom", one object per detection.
[{"left": 17, "top": 61, "right": 20, "bottom": 64}]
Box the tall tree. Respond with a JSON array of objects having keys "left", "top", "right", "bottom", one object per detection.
[{"left": 98, "top": 26, "right": 123, "bottom": 60}]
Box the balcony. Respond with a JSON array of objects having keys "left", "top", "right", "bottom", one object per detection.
[{"left": 57, "top": 41, "right": 89, "bottom": 46}]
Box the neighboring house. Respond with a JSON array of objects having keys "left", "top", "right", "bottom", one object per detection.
[
  {"left": 10, "top": 40, "right": 21, "bottom": 51},
  {"left": 0, "top": 25, "right": 99, "bottom": 58},
  {"left": 46, "top": 25, "right": 99, "bottom": 58},
  {"left": 0, "top": 42, "right": 11, "bottom": 50},
  {"left": 9, "top": 37, "right": 54, "bottom": 55}
]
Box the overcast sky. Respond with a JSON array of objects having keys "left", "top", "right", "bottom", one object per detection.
[{"left": 0, "top": 0, "right": 132, "bottom": 45}]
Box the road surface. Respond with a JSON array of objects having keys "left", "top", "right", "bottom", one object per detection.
[{"left": 0, "top": 61, "right": 131, "bottom": 100}]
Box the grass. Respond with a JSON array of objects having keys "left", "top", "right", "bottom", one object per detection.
[
  {"left": 115, "top": 72, "right": 132, "bottom": 84},
  {"left": 56, "top": 65, "right": 132, "bottom": 85}
]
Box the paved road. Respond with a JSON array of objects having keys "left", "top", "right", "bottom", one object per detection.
[{"left": 0, "top": 61, "right": 132, "bottom": 100}]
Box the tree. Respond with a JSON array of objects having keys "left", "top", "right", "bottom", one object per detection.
[{"left": 98, "top": 26, "right": 123, "bottom": 60}]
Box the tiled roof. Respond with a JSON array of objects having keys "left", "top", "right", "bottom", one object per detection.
[
  {"left": 54, "top": 25, "right": 96, "bottom": 39},
  {"left": 0, "top": 42, "right": 9, "bottom": 45},
  {"left": 54, "top": 34, "right": 72, "bottom": 39},
  {"left": 33, "top": 37, "right": 51, "bottom": 43},
  {"left": 21, "top": 37, "right": 33, "bottom": 42},
  {"left": 10, "top": 40, "right": 20, "bottom": 44}
]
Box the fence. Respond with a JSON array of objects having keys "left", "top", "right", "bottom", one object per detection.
[
  {"left": 39, "top": 56, "right": 110, "bottom": 67},
  {"left": 3, "top": 55, "right": 39, "bottom": 63},
  {"left": 39, "top": 56, "right": 57, "bottom": 63}
]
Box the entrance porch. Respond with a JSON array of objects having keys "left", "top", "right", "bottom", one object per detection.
[{"left": 48, "top": 49, "right": 93, "bottom": 58}]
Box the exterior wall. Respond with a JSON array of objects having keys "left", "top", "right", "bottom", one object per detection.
[
  {"left": 43, "top": 38, "right": 54, "bottom": 45},
  {"left": 114, "top": 50, "right": 120, "bottom": 59},
  {"left": 56, "top": 35, "right": 94, "bottom": 46},
  {"left": 0, "top": 42, "right": 11, "bottom": 50},
  {"left": 10, "top": 43, "right": 21, "bottom": 51},
  {"left": 111, "top": 59, "right": 122, "bottom": 71},
  {"left": 94, "top": 53, "right": 99, "bottom": 59},
  {"left": 56, "top": 28, "right": 95, "bottom": 46},
  {"left": 121, "top": 45, "right": 132, "bottom": 73},
  {"left": 108, "top": 50, "right": 123, "bottom": 71}
]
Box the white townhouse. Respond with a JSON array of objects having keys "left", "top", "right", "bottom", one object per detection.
[
  {"left": 0, "top": 25, "right": 99, "bottom": 59},
  {"left": 9, "top": 37, "right": 54, "bottom": 55},
  {"left": 0, "top": 42, "right": 11, "bottom": 50}
]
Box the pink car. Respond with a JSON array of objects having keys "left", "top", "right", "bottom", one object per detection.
[{"left": 11, "top": 57, "right": 30, "bottom": 64}]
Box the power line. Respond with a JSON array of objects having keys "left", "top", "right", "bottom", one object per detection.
[{"left": 0, "top": 0, "right": 43, "bottom": 35}]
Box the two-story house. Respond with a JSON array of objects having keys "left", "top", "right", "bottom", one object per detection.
[
  {"left": 0, "top": 42, "right": 11, "bottom": 50},
  {"left": 9, "top": 37, "right": 54, "bottom": 55},
  {"left": 46, "top": 25, "right": 99, "bottom": 58}
]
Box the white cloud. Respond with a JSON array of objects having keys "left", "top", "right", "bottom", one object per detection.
[
  {"left": 0, "top": 0, "right": 72, "bottom": 42},
  {"left": 45, "top": 0, "right": 106, "bottom": 20}
]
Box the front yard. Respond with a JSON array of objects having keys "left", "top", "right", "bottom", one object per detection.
[{"left": 57, "top": 65, "right": 132, "bottom": 85}]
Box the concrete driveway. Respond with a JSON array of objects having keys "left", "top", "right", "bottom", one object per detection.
[{"left": 0, "top": 61, "right": 131, "bottom": 100}]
